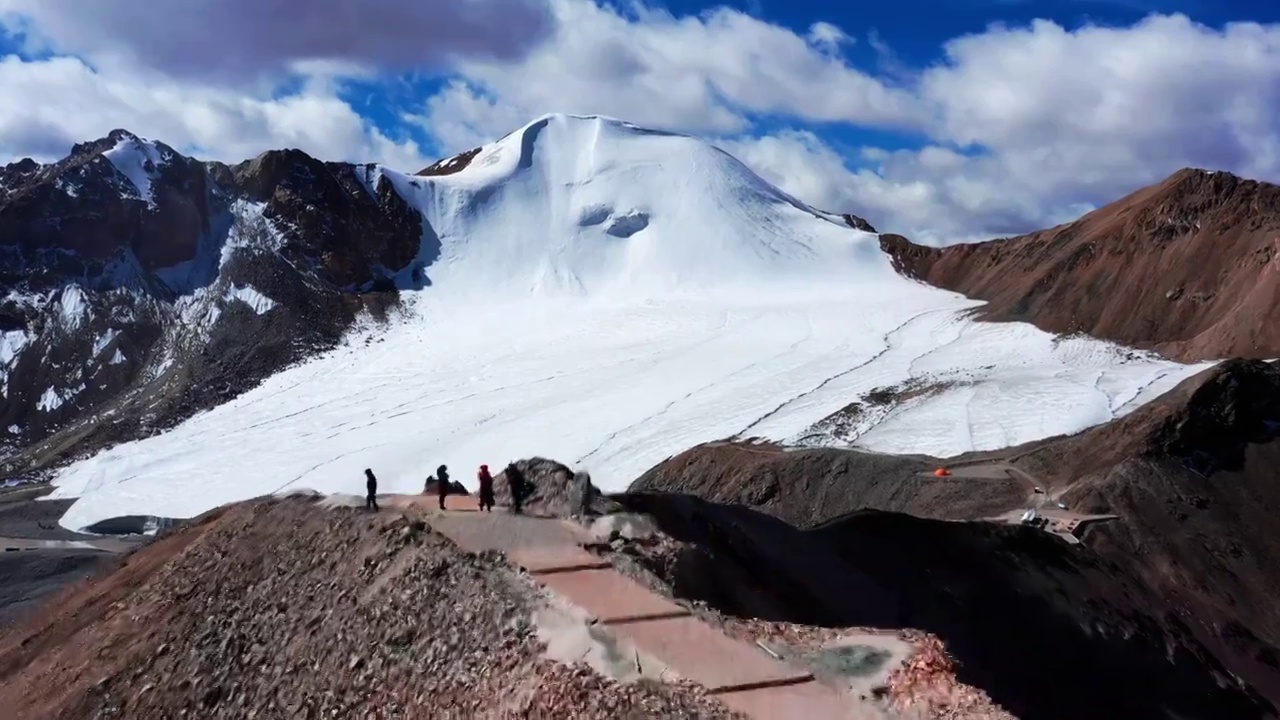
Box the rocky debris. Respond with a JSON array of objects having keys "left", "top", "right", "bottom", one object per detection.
[
  {"left": 582, "top": 513, "right": 688, "bottom": 602},
  {"left": 718, "top": 620, "right": 1010, "bottom": 720},
  {"left": 0, "top": 496, "right": 744, "bottom": 719},
  {"left": 517, "top": 662, "right": 740, "bottom": 719},
  {"left": 878, "top": 168, "right": 1280, "bottom": 362},
  {"left": 885, "top": 637, "right": 1013, "bottom": 720}
]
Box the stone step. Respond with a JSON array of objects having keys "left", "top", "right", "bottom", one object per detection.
[
  {"left": 609, "top": 615, "right": 813, "bottom": 694},
  {"left": 717, "top": 679, "right": 880, "bottom": 719},
  {"left": 538, "top": 567, "right": 689, "bottom": 624}
]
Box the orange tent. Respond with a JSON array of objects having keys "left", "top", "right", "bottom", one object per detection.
[{"left": 933, "top": 467, "right": 951, "bottom": 477}]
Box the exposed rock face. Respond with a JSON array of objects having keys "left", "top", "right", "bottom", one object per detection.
[
  {"left": 416, "top": 146, "right": 482, "bottom": 177},
  {"left": 840, "top": 213, "right": 876, "bottom": 233},
  {"left": 880, "top": 169, "right": 1280, "bottom": 361},
  {"left": 0, "top": 131, "right": 427, "bottom": 473}
]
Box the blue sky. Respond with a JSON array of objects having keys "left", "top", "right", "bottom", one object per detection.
[
  {"left": 1, "top": 0, "right": 1278, "bottom": 243},
  {"left": 329, "top": 0, "right": 1280, "bottom": 159}
]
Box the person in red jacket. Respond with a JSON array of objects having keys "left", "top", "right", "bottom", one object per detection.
[{"left": 477, "top": 464, "right": 495, "bottom": 512}]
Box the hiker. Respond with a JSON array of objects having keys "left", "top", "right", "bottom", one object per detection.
[
  {"left": 572, "top": 470, "right": 595, "bottom": 519},
  {"left": 436, "top": 464, "right": 450, "bottom": 510},
  {"left": 477, "top": 464, "right": 495, "bottom": 512},
  {"left": 505, "top": 462, "right": 526, "bottom": 514},
  {"left": 364, "top": 468, "right": 379, "bottom": 511}
]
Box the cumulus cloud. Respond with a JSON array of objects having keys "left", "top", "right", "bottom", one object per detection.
[
  {"left": 726, "top": 13, "right": 1280, "bottom": 243},
  {"left": 416, "top": 0, "right": 923, "bottom": 154},
  {"left": 0, "top": 0, "right": 555, "bottom": 84},
  {"left": 0, "top": 55, "right": 429, "bottom": 169}
]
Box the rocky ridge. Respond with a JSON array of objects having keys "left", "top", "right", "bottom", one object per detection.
[
  {"left": 879, "top": 168, "right": 1280, "bottom": 362},
  {"left": 0, "top": 131, "right": 426, "bottom": 473},
  {"left": 0, "top": 495, "right": 743, "bottom": 719}
]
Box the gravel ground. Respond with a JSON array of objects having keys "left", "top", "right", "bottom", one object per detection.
[{"left": 0, "top": 497, "right": 744, "bottom": 719}]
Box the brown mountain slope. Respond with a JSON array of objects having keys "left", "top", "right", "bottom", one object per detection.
[
  {"left": 632, "top": 359, "right": 1280, "bottom": 713},
  {"left": 630, "top": 442, "right": 1023, "bottom": 528},
  {"left": 880, "top": 169, "right": 1280, "bottom": 362}
]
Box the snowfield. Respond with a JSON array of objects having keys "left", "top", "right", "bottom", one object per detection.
[{"left": 48, "top": 114, "right": 1213, "bottom": 531}]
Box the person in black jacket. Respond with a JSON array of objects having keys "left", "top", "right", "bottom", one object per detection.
[
  {"left": 505, "top": 462, "right": 525, "bottom": 514},
  {"left": 436, "top": 464, "right": 450, "bottom": 510},
  {"left": 364, "top": 468, "right": 379, "bottom": 511}
]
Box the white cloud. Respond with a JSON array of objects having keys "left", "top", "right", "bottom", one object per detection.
[
  {"left": 417, "top": 0, "right": 923, "bottom": 155},
  {"left": 807, "top": 21, "right": 852, "bottom": 53},
  {"left": 0, "top": 55, "right": 430, "bottom": 170},
  {"left": 726, "top": 13, "right": 1280, "bottom": 244}
]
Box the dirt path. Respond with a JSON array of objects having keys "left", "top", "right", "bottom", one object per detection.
[{"left": 388, "top": 493, "right": 899, "bottom": 719}]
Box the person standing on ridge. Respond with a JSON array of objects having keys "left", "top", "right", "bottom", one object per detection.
[
  {"left": 572, "top": 470, "right": 595, "bottom": 519},
  {"left": 505, "top": 462, "right": 526, "bottom": 515},
  {"left": 364, "top": 468, "right": 379, "bottom": 512},
  {"left": 436, "top": 464, "right": 450, "bottom": 511},
  {"left": 477, "top": 464, "right": 495, "bottom": 512}
]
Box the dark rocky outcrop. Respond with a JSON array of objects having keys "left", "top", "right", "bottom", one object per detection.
[
  {"left": 609, "top": 491, "right": 1273, "bottom": 720},
  {"left": 840, "top": 213, "right": 876, "bottom": 233},
  {"left": 1007, "top": 360, "right": 1280, "bottom": 703},
  {"left": 494, "top": 457, "right": 617, "bottom": 518},
  {"left": 0, "top": 132, "right": 433, "bottom": 473},
  {"left": 416, "top": 147, "right": 482, "bottom": 177}
]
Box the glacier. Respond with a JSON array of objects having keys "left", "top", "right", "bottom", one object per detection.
[{"left": 48, "top": 114, "right": 1212, "bottom": 531}]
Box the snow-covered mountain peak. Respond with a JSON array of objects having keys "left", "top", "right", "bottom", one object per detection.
[
  {"left": 101, "top": 133, "right": 171, "bottom": 208},
  {"left": 387, "top": 113, "right": 884, "bottom": 304}
]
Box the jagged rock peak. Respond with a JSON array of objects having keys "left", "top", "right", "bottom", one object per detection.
[{"left": 840, "top": 213, "right": 877, "bottom": 233}]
